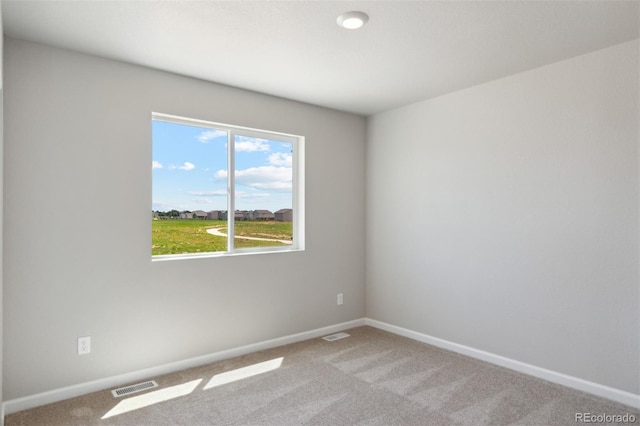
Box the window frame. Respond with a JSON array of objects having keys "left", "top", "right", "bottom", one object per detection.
[{"left": 152, "top": 112, "right": 305, "bottom": 261}]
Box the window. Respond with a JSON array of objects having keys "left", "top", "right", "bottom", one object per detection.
[{"left": 152, "top": 113, "right": 304, "bottom": 259}]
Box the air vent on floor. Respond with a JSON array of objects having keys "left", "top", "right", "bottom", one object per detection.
[
  {"left": 322, "top": 332, "right": 350, "bottom": 342},
  {"left": 111, "top": 380, "right": 159, "bottom": 398}
]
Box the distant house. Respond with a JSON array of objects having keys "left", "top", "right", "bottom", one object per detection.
[
  {"left": 219, "top": 210, "right": 278, "bottom": 221},
  {"left": 207, "top": 210, "right": 222, "bottom": 220},
  {"left": 275, "top": 208, "right": 293, "bottom": 222},
  {"left": 179, "top": 211, "right": 194, "bottom": 219},
  {"left": 253, "top": 210, "right": 275, "bottom": 221},
  {"left": 192, "top": 210, "right": 208, "bottom": 220},
  {"left": 219, "top": 210, "right": 242, "bottom": 220}
]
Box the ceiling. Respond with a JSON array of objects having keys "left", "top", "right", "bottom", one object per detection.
[{"left": 2, "top": 0, "right": 638, "bottom": 116}]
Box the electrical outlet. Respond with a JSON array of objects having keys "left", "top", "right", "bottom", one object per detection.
[
  {"left": 78, "top": 336, "right": 91, "bottom": 355},
  {"left": 337, "top": 293, "right": 343, "bottom": 305}
]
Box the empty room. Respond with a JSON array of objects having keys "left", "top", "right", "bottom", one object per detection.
[{"left": 1, "top": 0, "right": 638, "bottom": 425}]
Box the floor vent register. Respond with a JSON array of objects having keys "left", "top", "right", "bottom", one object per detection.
[
  {"left": 322, "top": 332, "right": 350, "bottom": 342},
  {"left": 111, "top": 380, "right": 159, "bottom": 398}
]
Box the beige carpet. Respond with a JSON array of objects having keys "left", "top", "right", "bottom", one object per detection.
[{"left": 6, "top": 326, "right": 639, "bottom": 425}]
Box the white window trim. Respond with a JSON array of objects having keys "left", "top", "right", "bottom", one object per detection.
[{"left": 152, "top": 112, "right": 305, "bottom": 261}]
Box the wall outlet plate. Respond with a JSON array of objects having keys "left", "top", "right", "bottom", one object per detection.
[{"left": 78, "top": 336, "right": 91, "bottom": 355}]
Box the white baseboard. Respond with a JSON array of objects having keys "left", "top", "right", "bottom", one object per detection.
[
  {"left": 3, "top": 318, "right": 365, "bottom": 415},
  {"left": 364, "top": 318, "right": 640, "bottom": 410},
  {"left": 5, "top": 317, "right": 638, "bottom": 415}
]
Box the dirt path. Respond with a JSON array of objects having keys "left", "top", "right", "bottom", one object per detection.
[{"left": 206, "top": 227, "right": 293, "bottom": 245}]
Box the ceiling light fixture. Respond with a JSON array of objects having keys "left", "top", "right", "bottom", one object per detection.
[{"left": 337, "top": 11, "right": 369, "bottom": 30}]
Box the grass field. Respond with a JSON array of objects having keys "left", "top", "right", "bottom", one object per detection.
[{"left": 152, "top": 219, "right": 293, "bottom": 256}]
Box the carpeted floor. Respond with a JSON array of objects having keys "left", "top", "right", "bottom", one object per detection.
[{"left": 5, "top": 326, "right": 639, "bottom": 425}]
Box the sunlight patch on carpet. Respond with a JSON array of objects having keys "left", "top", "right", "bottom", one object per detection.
[
  {"left": 204, "top": 357, "right": 283, "bottom": 390},
  {"left": 101, "top": 379, "right": 202, "bottom": 419}
]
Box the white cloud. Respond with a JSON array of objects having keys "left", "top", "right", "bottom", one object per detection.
[
  {"left": 152, "top": 201, "right": 172, "bottom": 211},
  {"left": 236, "top": 166, "right": 292, "bottom": 190},
  {"left": 214, "top": 166, "right": 292, "bottom": 190},
  {"left": 268, "top": 152, "right": 292, "bottom": 167},
  {"left": 153, "top": 201, "right": 189, "bottom": 212},
  {"left": 152, "top": 160, "right": 163, "bottom": 169},
  {"left": 193, "top": 198, "right": 215, "bottom": 204},
  {"left": 188, "top": 190, "right": 227, "bottom": 197},
  {"left": 169, "top": 162, "right": 196, "bottom": 171},
  {"left": 236, "top": 191, "right": 270, "bottom": 200},
  {"left": 235, "top": 137, "right": 270, "bottom": 152},
  {"left": 197, "top": 129, "right": 227, "bottom": 143}
]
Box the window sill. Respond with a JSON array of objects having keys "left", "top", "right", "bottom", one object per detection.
[{"left": 151, "top": 247, "right": 304, "bottom": 262}]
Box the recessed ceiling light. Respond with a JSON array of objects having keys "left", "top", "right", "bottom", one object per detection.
[{"left": 337, "top": 11, "right": 369, "bottom": 30}]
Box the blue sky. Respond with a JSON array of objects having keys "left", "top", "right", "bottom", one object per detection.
[{"left": 152, "top": 120, "right": 293, "bottom": 213}]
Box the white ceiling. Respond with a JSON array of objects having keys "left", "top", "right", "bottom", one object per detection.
[{"left": 2, "top": 1, "right": 638, "bottom": 116}]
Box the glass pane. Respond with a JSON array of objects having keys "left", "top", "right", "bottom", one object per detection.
[
  {"left": 152, "top": 120, "right": 228, "bottom": 255},
  {"left": 233, "top": 135, "right": 293, "bottom": 249}
]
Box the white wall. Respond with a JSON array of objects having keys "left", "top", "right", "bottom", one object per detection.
[
  {"left": 367, "top": 40, "right": 639, "bottom": 394},
  {"left": 3, "top": 38, "right": 366, "bottom": 400},
  {"left": 0, "top": 3, "right": 4, "bottom": 423}
]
